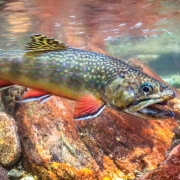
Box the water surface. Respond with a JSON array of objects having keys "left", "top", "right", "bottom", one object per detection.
[{"left": 0, "top": 0, "right": 180, "bottom": 87}]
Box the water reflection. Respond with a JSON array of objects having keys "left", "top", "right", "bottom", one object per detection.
[
  {"left": 5, "top": 2, "right": 30, "bottom": 34},
  {"left": 0, "top": 0, "right": 180, "bottom": 82},
  {"left": 0, "top": 0, "right": 178, "bottom": 48}
]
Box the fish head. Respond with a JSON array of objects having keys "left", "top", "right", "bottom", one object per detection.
[{"left": 103, "top": 70, "right": 175, "bottom": 119}]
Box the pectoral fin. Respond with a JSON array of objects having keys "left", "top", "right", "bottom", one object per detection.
[
  {"left": 20, "top": 88, "right": 50, "bottom": 103},
  {"left": 73, "top": 93, "right": 106, "bottom": 120},
  {"left": 39, "top": 95, "right": 53, "bottom": 104}
]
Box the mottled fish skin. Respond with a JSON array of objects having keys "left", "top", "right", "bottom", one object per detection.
[
  {"left": 0, "top": 48, "right": 135, "bottom": 99},
  {"left": 0, "top": 35, "right": 176, "bottom": 119}
]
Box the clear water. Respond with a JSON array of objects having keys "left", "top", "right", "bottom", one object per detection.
[{"left": 0, "top": 0, "right": 180, "bottom": 87}]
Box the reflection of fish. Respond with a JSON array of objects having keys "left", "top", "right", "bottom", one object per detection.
[{"left": 0, "top": 35, "right": 176, "bottom": 120}]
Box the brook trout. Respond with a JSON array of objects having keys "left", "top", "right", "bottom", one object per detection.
[{"left": 0, "top": 35, "right": 175, "bottom": 120}]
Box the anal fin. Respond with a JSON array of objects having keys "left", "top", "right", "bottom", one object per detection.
[
  {"left": 73, "top": 93, "right": 106, "bottom": 120},
  {"left": 20, "top": 88, "right": 50, "bottom": 103}
]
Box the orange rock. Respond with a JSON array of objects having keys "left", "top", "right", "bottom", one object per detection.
[
  {"left": 14, "top": 96, "right": 177, "bottom": 179},
  {"left": 28, "top": 162, "right": 96, "bottom": 180},
  {"left": 137, "top": 144, "right": 180, "bottom": 180},
  {"left": 0, "top": 113, "right": 21, "bottom": 166}
]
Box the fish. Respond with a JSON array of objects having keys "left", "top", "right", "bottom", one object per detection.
[{"left": 0, "top": 34, "right": 176, "bottom": 120}]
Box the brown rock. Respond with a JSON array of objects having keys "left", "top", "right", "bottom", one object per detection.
[
  {"left": 0, "top": 165, "right": 8, "bottom": 180},
  {"left": 76, "top": 108, "right": 177, "bottom": 173},
  {"left": 137, "top": 143, "right": 180, "bottom": 180},
  {"left": 169, "top": 97, "right": 180, "bottom": 120},
  {"left": 0, "top": 113, "right": 21, "bottom": 166},
  {"left": 15, "top": 96, "right": 177, "bottom": 179}
]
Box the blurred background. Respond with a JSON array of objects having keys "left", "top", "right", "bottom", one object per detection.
[{"left": 0, "top": 0, "right": 180, "bottom": 87}]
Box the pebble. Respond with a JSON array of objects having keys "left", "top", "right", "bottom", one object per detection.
[
  {"left": 0, "top": 165, "right": 8, "bottom": 180},
  {"left": 0, "top": 113, "right": 21, "bottom": 166}
]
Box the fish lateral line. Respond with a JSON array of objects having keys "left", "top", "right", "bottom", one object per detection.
[{"left": 0, "top": 66, "right": 110, "bottom": 79}]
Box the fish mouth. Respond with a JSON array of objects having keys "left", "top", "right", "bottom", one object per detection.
[
  {"left": 124, "top": 98, "right": 174, "bottom": 119},
  {"left": 137, "top": 101, "right": 174, "bottom": 119}
]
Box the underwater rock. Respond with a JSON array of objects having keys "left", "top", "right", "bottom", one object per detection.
[
  {"left": 16, "top": 98, "right": 101, "bottom": 178},
  {"left": 8, "top": 168, "right": 37, "bottom": 180},
  {"left": 0, "top": 165, "right": 8, "bottom": 180},
  {"left": 1, "top": 86, "right": 25, "bottom": 116},
  {"left": 8, "top": 168, "right": 24, "bottom": 179},
  {"left": 0, "top": 113, "right": 21, "bottom": 166},
  {"left": 137, "top": 143, "right": 180, "bottom": 180},
  {"left": 169, "top": 97, "right": 180, "bottom": 120},
  {"left": 15, "top": 96, "right": 177, "bottom": 179},
  {"left": 76, "top": 109, "right": 177, "bottom": 172}
]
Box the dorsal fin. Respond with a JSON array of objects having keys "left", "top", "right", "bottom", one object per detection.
[{"left": 25, "top": 34, "right": 68, "bottom": 51}]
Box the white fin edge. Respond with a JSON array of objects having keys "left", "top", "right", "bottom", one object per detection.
[
  {"left": 20, "top": 94, "right": 51, "bottom": 103},
  {"left": 74, "top": 105, "right": 106, "bottom": 120}
]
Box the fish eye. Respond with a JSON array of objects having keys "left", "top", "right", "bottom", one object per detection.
[{"left": 140, "top": 83, "right": 153, "bottom": 95}]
